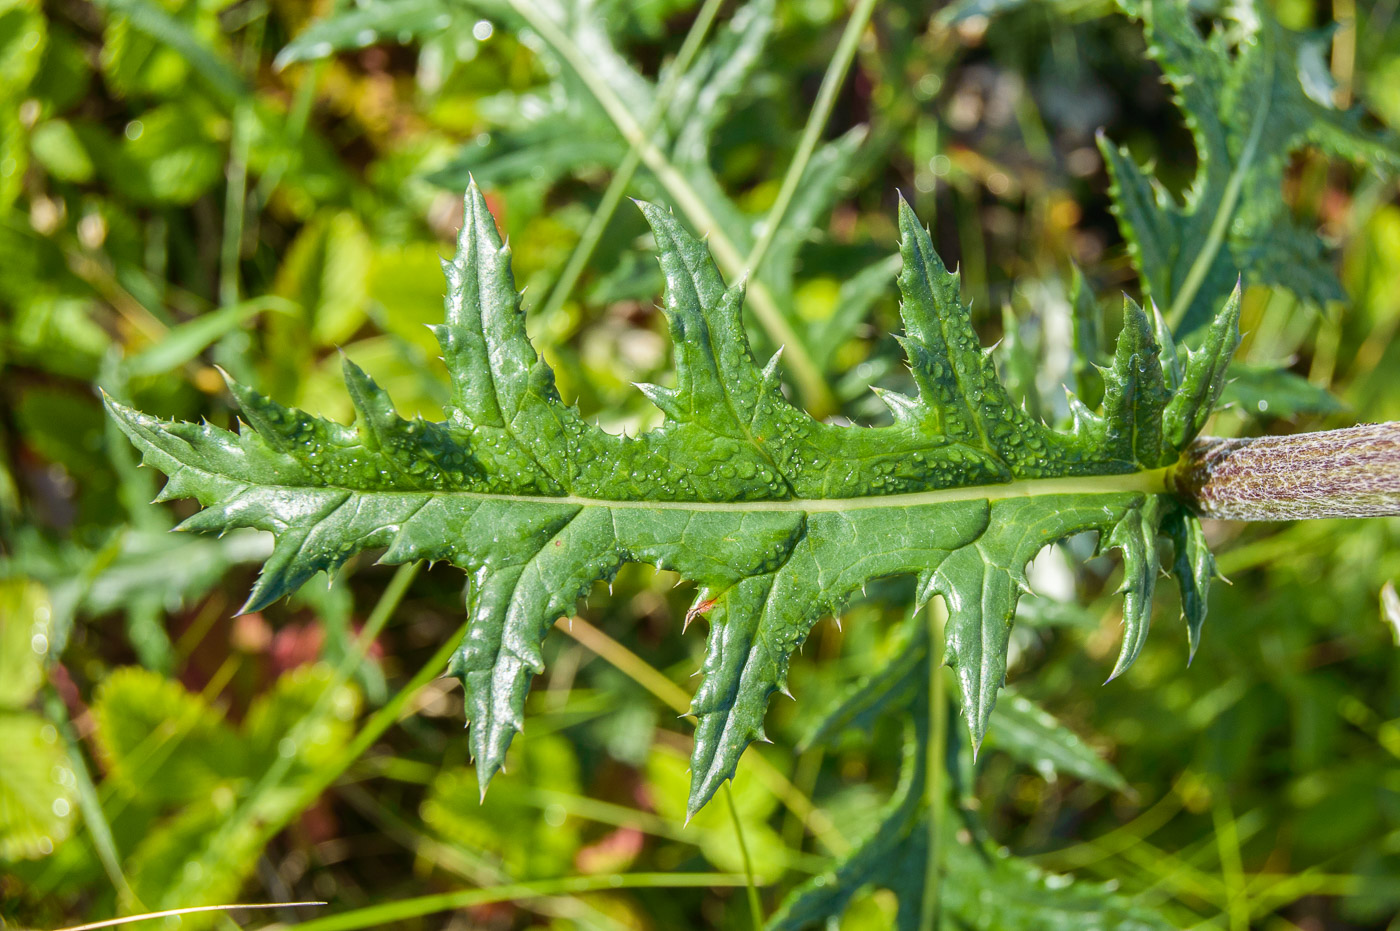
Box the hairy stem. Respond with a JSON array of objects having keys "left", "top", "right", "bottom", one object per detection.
[{"left": 1171, "top": 423, "right": 1400, "bottom": 520}]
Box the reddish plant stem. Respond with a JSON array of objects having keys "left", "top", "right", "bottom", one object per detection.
[{"left": 1170, "top": 422, "right": 1400, "bottom": 521}]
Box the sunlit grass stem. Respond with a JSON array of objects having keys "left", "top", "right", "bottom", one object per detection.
[
  {"left": 919, "top": 598, "right": 948, "bottom": 931},
  {"left": 257, "top": 874, "right": 758, "bottom": 931},
  {"left": 55, "top": 902, "right": 324, "bottom": 931},
  {"left": 537, "top": 0, "right": 726, "bottom": 323},
  {"left": 725, "top": 784, "right": 765, "bottom": 930},
  {"left": 743, "top": 0, "right": 877, "bottom": 278}
]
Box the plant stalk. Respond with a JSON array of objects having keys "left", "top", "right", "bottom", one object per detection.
[
  {"left": 1171, "top": 423, "right": 1400, "bottom": 520},
  {"left": 920, "top": 599, "right": 948, "bottom": 931},
  {"left": 743, "top": 0, "right": 877, "bottom": 278},
  {"left": 538, "top": 0, "right": 727, "bottom": 323},
  {"left": 724, "top": 784, "right": 765, "bottom": 931}
]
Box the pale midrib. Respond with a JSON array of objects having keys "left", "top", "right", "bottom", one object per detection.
[
  {"left": 237, "top": 466, "right": 1175, "bottom": 513},
  {"left": 1165, "top": 22, "right": 1275, "bottom": 328}
]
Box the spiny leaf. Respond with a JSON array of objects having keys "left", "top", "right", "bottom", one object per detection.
[
  {"left": 1101, "top": 0, "right": 1400, "bottom": 330},
  {"left": 771, "top": 690, "right": 1163, "bottom": 930},
  {"left": 803, "top": 621, "right": 1126, "bottom": 793},
  {"left": 107, "top": 183, "right": 1239, "bottom": 814},
  {"left": 799, "top": 617, "right": 927, "bottom": 752},
  {"left": 422, "top": 0, "right": 858, "bottom": 405},
  {"left": 1163, "top": 507, "right": 1215, "bottom": 661},
  {"left": 986, "top": 690, "right": 1127, "bottom": 791}
]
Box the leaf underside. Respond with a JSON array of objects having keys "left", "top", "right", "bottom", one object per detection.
[{"left": 107, "top": 183, "right": 1238, "bottom": 815}]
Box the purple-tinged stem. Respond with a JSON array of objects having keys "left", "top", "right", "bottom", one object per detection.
[{"left": 1170, "top": 422, "right": 1400, "bottom": 521}]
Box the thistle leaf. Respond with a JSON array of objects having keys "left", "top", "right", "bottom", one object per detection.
[
  {"left": 771, "top": 696, "right": 1163, "bottom": 930},
  {"left": 1102, "top": 0, "right": 1400, "bottom": 330},
  {"left": 107, "top": 183, "right": 1239, "bottom": 813},
  {"left": 1163, "top": 507, "right": 1216, "bottom": 661}
]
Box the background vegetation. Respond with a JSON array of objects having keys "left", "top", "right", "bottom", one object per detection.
[{"left": 2, "top": 0, "right": 1400, "bottom": 928}]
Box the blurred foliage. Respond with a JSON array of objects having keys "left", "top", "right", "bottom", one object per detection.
[{"left": 1, "top": 0, "right": 1398, "bottom": 928}]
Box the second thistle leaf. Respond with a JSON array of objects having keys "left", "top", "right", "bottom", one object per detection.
[{"left": 1101, "top": 0, "right": 1399, "bottom": 331}]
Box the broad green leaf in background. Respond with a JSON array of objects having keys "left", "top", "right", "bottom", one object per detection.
[
  {"left": 0, "top": 579, "right": 78, "bottom": 861},
  {"left": 0, "top": 578, "right": 51, "bottom": 708},
  {"left": 1101, "top": 0, "right": 1400, "bottom": 331},
  {"left": 85, "top": 665, "right": 361, "bottom": 917},
  {"left": 272, "top": 210, "right": 373, "bottom": 347},
  {"left": 646, "top": 745, "right": 788, "bottom": 883},
  {"left": 272, "top": 0, "right": 457, "bottom": 70},
  {"left": 422, "top": 733, "right": 583, "bottom": 879},
  {"left": 107, "top": 184, "right": 1239, "bottom": 816},
  {"left": 92, "top": 668, "right": 245, "bottom": 804},
  {"left": 985, "top": 690, "right": 1127, "bottom": 791}
]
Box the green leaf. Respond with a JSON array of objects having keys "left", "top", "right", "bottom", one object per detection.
[
  {"left": 97, "top": 102, "right": 225, "bottom": 205},
  {"left": 772, "top": 709, "right": 1167, "bottom": 931},
  {"left": 0, "top": 579, "right": 51, "bottom": 709},
  {"left": 124, "top": 792, "right": 263, "bottom": 920},
  {"left": 1069, "top": 264, "right": 1105, "bottom": 411},
  {"left": 939, "top": 835, "right": 1176, "bottom": 931},
  {"left": 0, "top": 713, "right": 78, "bottom": 861},
  {"left": 800, "top": 618, "right": 927, "bottom": 753},
  {"left": 1220, "top": 361, "right": 1346, "bottom": 420},
  {"left": 271, "top": 210, "right": 373, "bottom": 347},
  {"left": 93, "top": 0, "right": 245, "bottom": 107},
  {"left": 0, "top": 580, "right": 76, "bottom": 863},
  {"left": 91, "top": 668, "right": 246, "bottom": 805},
  {"left": 804, "top": 620, "right": 1125, "bottom": 792},
  {"left": 418, "top": 0, "right": 857, "bottom": 410},
  {"left": 29, "top": 119, "right": 94, "bottom": 183},
  {"left": 273, "top": 0, "right": 455, "bottom": 69},
  {"left": 422, "top": 732, "right": 582, "bottom": 879},
  {"left": 243, "top": 664, "right": 362, "bottom": 775},
  {"left": 1163, "top": 507, "right": 1214, "bottom": 661},
  {"left": 0, "top": 0, "right": 45, "bottom": 98},
  {"left": 106, "top": 184, "right": 1240, "bottom": 814},
  {"left": 985, "top": 690, "right": 1126, "bottom": 791},
  {"left": 646, "top": 744, "right": 789, "bottom": 883},
  {"left": 1101, "top": 0, "right": 1400, "bottom": 331},
  {"left": 83, "top": 665, "right": 363, "bottom": 918}
]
